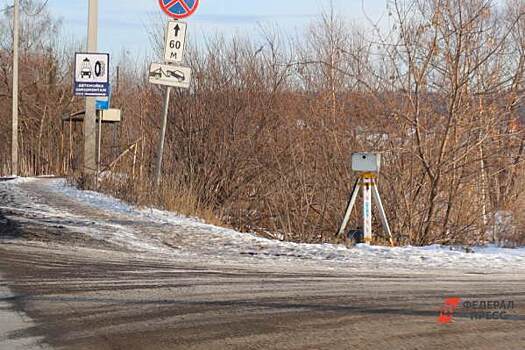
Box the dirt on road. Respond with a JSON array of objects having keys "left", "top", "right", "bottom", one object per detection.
[{"left": 0, "top": 178, "right": 524, "bottom": 350}]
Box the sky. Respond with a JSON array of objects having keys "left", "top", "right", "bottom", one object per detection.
[{"left": 45, "top": 0, "right": 389, "bottom": 59}]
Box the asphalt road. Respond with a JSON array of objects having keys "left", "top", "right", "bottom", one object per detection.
[{"left": 0, "top": 179, "right": 524, "bottom": 350}]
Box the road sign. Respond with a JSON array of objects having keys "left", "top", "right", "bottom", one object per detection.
[
  {"left": 158, "top": 0, "right": 199, "bottom": 20},
  {"left": 74, "top": 52, "right": 110, "bottom": 97},
  {"left": 96, "top": 99, "right": 109, "bottom": 110},
  {"left": 165, "top": 21, "right": 187, "bottom": 63},
  {"left": 153, "top": 1, "right": 198, "bottom": 188},
  {"left": 149, "top": 63, "right": 191, "bottom": 88},
  {"left": 96, "top": 85, "right": 110, "bottom": 110},
  {"left": 97, "top": 109, "right": 121, "bottom": 123}
]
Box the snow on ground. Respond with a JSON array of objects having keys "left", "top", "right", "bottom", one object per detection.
[
  {"left": 2, "top": 178, "right": 525, "bottom": 272},
  {"left": 0, "top": 177, "right": 165, "bottom": 254},
  {"left": 0, "top": 176, "right": 35, "bottom": 184}
]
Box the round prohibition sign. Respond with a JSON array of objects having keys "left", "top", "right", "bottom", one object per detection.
[{"left": 158, "top": 0, "right": 200, "bottom": 19}]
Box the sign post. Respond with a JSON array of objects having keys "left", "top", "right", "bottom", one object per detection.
[
  {"left": 152, "top": 0, "right": 199, "bottom": 188},
  {"left": 154, "top": 86, "right": 172, "bottom": 187},
  {"left": 95, "top": 88, "right": 110, "bottom": 176}
]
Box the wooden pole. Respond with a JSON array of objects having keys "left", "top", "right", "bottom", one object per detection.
[{"left": 11, "top": 0, "right": 19, "bottom": 176}]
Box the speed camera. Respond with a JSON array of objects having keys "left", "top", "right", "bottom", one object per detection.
[{"left": 352, "top": 153, "right": 381, "bottom": 172}]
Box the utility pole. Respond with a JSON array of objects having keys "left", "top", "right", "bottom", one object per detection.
[
  {"left": 84, "top": 0, "right": 98, "bottom": 184},
  {"left": 11, "top": 0, "right": 19, "bottom": 176}
]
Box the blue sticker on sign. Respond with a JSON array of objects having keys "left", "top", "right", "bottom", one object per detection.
[{"left": 96, "top": 100, "right": 109, "bottom": 110}]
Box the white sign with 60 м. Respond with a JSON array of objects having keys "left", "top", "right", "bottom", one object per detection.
[{"left": 165, "top": 21, "right": 187, "bottom": 63}]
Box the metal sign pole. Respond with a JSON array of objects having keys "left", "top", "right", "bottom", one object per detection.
[
  {"left": 96, "top": 113, "right": 102, "bottom": 188},
  {"left": 154, "top": 86, "right": 172, "bottom": 187},
  {"left": 84, "top": 0, "right": 98, "bottom": 183},
  {"left": 11, "top": 0, "right": 19, "bottom": 176}
]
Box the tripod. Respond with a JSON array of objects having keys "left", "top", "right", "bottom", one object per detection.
[{"left": 337, "top": 173, "right": 394, "bottom": 246}]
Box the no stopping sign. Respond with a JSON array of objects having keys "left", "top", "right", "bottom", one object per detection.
[{"left": 158, "top": 0, "right": 200, "bottom": 19}]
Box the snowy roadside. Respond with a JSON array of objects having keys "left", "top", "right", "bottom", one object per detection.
[{"left": 1, "top": 177, "right": 525, "bottom": 273}]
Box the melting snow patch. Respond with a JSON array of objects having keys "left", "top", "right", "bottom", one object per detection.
[
  {"left": 43, "top": 179, "right": 525, "bottom": 272},
  {"left": 0, "top": 177, "right": 36, "bottom": 184}
]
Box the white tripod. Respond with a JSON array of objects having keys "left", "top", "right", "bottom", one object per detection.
[{"left": 337, "top": 173, "right": 394, "bottom": 246}]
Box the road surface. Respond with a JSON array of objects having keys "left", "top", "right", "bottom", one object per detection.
[{"left": 0, "top": 178, "right": 524, "bottom": 349}]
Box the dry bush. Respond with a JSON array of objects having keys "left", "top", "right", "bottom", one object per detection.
[
  {"left": 2, "top": 0, "right": 525, "bottom": 246},
  {"left": 513, "top": 188, "right": 525, "bottom": 246},
  {"left": 0, "top": 0, "right": 78, "bottom": 176}
]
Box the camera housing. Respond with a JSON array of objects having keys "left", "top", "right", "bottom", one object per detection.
[{"left": 352, "top": 152, "right": 381, "bottom": 172}]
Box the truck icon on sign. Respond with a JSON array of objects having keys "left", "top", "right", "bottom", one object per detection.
[
  {"left": 149, "top": 67, "right": 185, "bottom": 82},
  {"left": 166, "top": 70, "right": 185, "bottom": 81},
  {"left": 80, "top": 58, "right": 92, "bottom": 79},
  {"left": 149, "top": 68, "right": 163, "bottom": 79}
]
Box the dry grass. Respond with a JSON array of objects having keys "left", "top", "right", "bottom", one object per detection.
[
  {"left": 155, "top": 179, "right": 224, "bottom": 227},
  {"left": 84, "top": 173, "right": 224, "bottom": 228}
]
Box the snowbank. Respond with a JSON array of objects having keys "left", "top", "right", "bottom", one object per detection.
[
  {"left": 37, "top": 178, "right": 524, "bottom": 272},
  {"left": 3, "top": 178, "right": 523, "bottom": 272}
]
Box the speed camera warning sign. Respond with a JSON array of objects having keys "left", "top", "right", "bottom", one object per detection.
[{"left": 74, "top": 52, "right": 110, "bottom": 97}]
